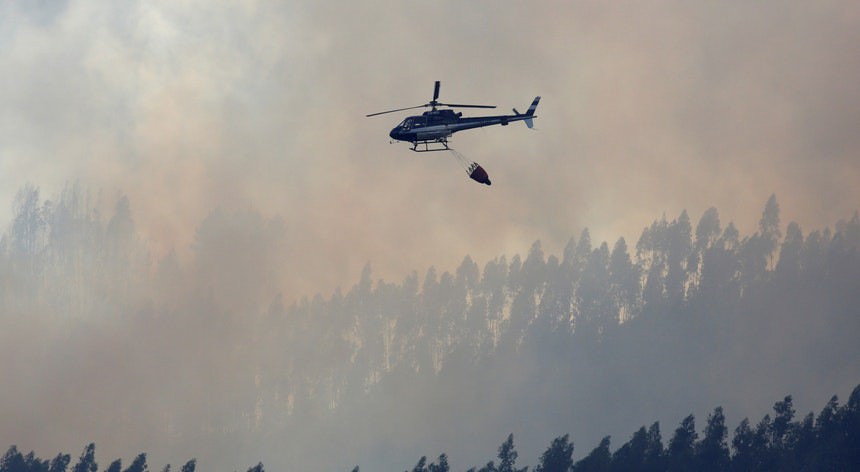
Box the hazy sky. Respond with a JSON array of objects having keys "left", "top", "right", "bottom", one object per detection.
[
  {"left": 3, "top": 3, "right": 860, "bottom": 469},
  {"left": 2, "top": 0, "right": 859, "bottom": 298}
]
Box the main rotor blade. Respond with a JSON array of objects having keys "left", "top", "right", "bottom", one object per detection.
[
  {"left": 366, "top": 104, "right": 427, "bottom": 117},
  {"left": 437, "top": 103, "right": 497, "bottom": 109},
  {"left": 433, "top": 81, "right": 440, "bottom": 102}
]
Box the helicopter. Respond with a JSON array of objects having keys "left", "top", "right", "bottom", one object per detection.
[{"left": 367, "top": 81, "right": 540, "bottom": 153}]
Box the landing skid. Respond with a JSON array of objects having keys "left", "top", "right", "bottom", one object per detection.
[{"left": 410, "top": 139, "right": 450, "bottom": 153}]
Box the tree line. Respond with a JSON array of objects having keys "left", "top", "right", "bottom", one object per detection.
[
  {"left": 7, "top": 383, "right": 855, "bottom": 471},
  {"left": 392, "top": 383, "right": 860, "bottom": 472},
  {"left": 261, "top": 193, "right": 859, "bottom": 434},
  {"left": 0, "top": 444, "right": 199, "bottom": 472}
]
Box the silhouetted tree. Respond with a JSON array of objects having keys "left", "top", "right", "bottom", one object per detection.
[
  {"left": 496, "top": 434, "right": 527, "bottom": 472},
  {"left": 457, "top": 255, "right": 483, "bottom": 347},
  {"left": 474, "top": 461, "right": 496, "bottom": 472},
  {"left": 179, "top": 460, "right": 196, "bottom": 472},
  {"left": 666, "top": 414, "right": 697, "bottom": 472},
  {"left": 10, "top": 184, "right": 44, "bottom": 258},
  {"left": 686, "top": 207, "right": 714, "bottom": 297},
  {"left": 608, "top": 237, "right": 639, "bottom": 322},
  {"left": 123, "top": 454, "right": 147, "bottom": 472},
  {"left": 71, "top": 444, "right": 96, "bottom": 472},
  {"left": 637, "top": 217, "right": 668, "bottom": 311},
  {"left": 699, "top": 221, "right": 741, "bottom": 305},
  {"left": 844, "top": 384, "right": 860, "bottom": 469},
  {"left": 578, "top": 242, "right": 611, "bottom": 335},
  {"left": 752, "top": 414, "right": 776, "bottom": 471},
  {"left": 105, "top": 459, "right": 121, "bottom": 472},
  {"left": 643, "top": 422, "right": 665, "bottom": 471},
  {"left": 1, "top": 446, "right": 26, "bottom": 472},
  {"left": 506, "top": 243, "right": 545, "bottom": 347},
  {"left": 813, "top": 395, "right": 845, "bottom": 470},
  {"left": 740, "top": 196, "right": 781, "bottom": 288},
  {"left": 245, "top": 463, "right": 264, "bottom": 472},
  {"left": 427, "top": 454, "right": 449, "bottom": 472},
  {"left": 572, "top": 436, "right": 610, "bottom": 472},
  {"left": 534, "top": 434, "right": 573, "bottom": 472},
  {"left": 665, "top": 210, "right": 693, "bottom": 304},
  {"left": 801, "top": 229, "right": 831, "bottom": 280},
  {"left": 697, "top": 407, "right": 729, "bottom": 472},
  {"left": 785, "top": 412, "right": 815, "bottom": 471},
  {"left": 48, "top": 453, "right": 71, "bottom": 472},
  {"left": 771, "top": 396, "right": 795, "bottom": 452},
  {"left": 407, "top": 456, "right": 428, "bottom": 472},
  {"left": 731, "top": 418, "right": 755, "bottom": 471},
  {"left": 759, "top": 194, "right": 782, "bottom": 268},
  {"left": 569, "top": 230, "right": 593, "bottom": 280},
  {"left": 481, "top": 255, "right": 509, "bottom": 351},
  {"left": 22, "top": 451, "right": 49, "bottom": 472},
  {"left": 774, "top": 222, "right": 803, "bottom": 284},
  {"left": 610, "top": 427, "right": 648, "bottom": 472},
  {"left": 532, "top": 254, "right": 569, "bottom": 351}
]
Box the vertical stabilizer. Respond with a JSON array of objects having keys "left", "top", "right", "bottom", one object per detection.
[
  {"left": 523, "top": 96, "right": 540, "bottom": 128},
  {"left": 526, "top": 96, "right": 541, "bottom": 116}
]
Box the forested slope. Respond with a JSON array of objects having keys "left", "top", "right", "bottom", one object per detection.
[{"left": 2, "top": 187, "right": 858, "bottom": 470}]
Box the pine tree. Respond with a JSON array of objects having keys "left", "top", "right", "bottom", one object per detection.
[
  {"left": 179, "top": 460, "right": 196, "bottom": 472},
  {"left": 428, "top": 454, "right": 449, "bottom": 472},
  {"left": 408, "top": 456, "right": 428, "bottom": 472},
  {"left": 72, "top": 444, "right": 97, "bottom": 472},
  {"left": 697, "top": 407, "right": 729, "bottom": 472},
  {"left": 48, "top": 453, "right": 71, "bottom": 472},
  {"left": 535, "top": 434, "right": 574, "bottom": 472},
  {"left": 1, "top": 446, "right": 26, "bottom": 472},
  {"left": 123, "top": 454, "right": 147, "bottom": 472},
  {"left": 666, "top": 415, "right": 697, "bottom": 472},
  {"left": 245, "top": 463, "right": 264, "bottom": 472},
  {"left": 497, "top": 434, "right": 527, "bottom": 472},
  {"left": 572, "top": 436, "right": 610, "bottom": 472}
]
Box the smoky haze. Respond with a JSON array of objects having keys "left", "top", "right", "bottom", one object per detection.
[
  {"left": 2, "top": 1, "right": 860, "bottom": 294},
  {"left": 2, "top": 188, "right": 859, "bottom": 471},
  {"left": 1, "top": 0, "right": 860, "bottom": 471}
]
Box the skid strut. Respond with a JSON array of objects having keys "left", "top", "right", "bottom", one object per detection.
[{"left": 410, "top": 138, "right": 450, "bottom": 152}]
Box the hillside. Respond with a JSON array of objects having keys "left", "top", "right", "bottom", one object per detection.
[{"left": 2, "top": 188, "right": 858, "bottom": 470}]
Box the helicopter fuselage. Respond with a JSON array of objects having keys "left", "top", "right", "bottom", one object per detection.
[
  {"left": 389, "top": 109, "right": 534, "bottom": 144},
  {"left": 387, "top": 97, "right": 539, "bottom": 152}
]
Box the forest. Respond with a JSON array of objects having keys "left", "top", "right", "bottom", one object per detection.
[
  {"left": 3, "top": 382, "right": 859, "bottom": 471},
  {"left": 399, "top": 382, "right": 860, "bottom": 471},
  {"left": 1, "top": 185, "right": 858, "bottom": 470}
]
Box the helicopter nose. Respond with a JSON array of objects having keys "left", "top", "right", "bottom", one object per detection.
[{"left": 389, "top": 128, "right": 398, "bottom": 140}]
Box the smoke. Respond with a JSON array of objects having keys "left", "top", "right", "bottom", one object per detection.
[
  {"left": 1, "top": 0, "right": 860, "bottom": 469},
  {"left": 2, "top": 1, "right": 859, "bottom": 295}
]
